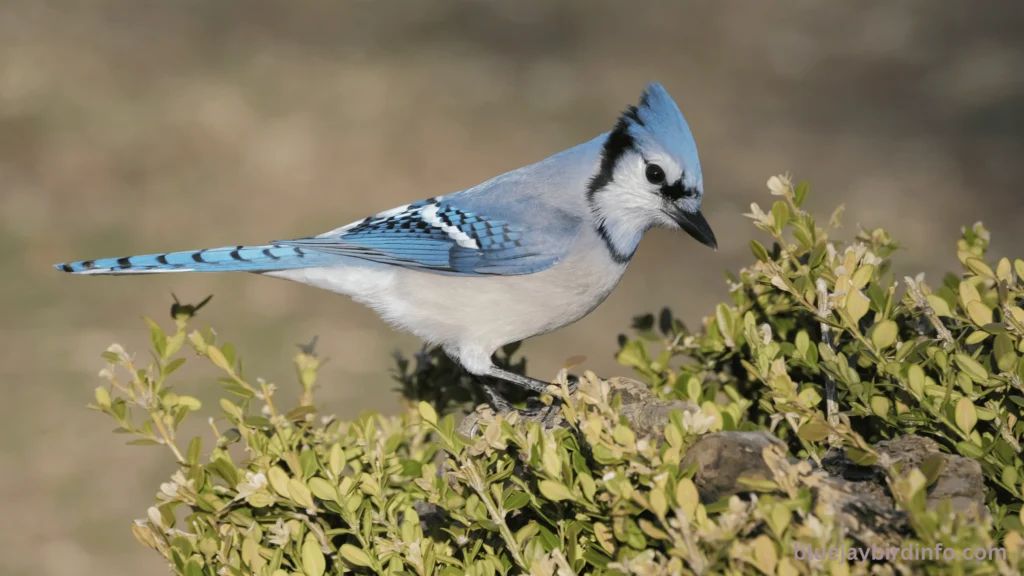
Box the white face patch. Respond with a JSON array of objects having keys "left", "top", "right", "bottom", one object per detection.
[{"left": 420, "top": 204, "right": 481, "bottom": 250}]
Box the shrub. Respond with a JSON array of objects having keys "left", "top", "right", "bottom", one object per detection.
[{"left": 89, "top": 176, "right": 1023, "bottom": 574}]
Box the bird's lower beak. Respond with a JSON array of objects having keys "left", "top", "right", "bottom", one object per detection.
[{"left": 670, "top": 208, "right": 717, "bottom": 250}]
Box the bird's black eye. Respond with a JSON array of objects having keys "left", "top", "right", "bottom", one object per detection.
[{"left": 645, "top": 163, "right": 666, "bottom": 185}]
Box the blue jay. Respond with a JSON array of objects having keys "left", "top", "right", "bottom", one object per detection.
[{"left": 56, "top": 82, "right": 716, "bottom": 396}]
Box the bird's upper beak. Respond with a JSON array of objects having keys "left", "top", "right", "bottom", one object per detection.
[{"left": 669, "top": 207, "right": 717, "bottom": 250}]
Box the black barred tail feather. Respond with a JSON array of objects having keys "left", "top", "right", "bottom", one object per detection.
[{"left": 55, "top": 244, "right": 334, "bottom": 275}]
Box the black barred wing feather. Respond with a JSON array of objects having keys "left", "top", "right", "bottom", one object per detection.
[{"left": 277, "top": 197, "right": 579, "bottom": 276}]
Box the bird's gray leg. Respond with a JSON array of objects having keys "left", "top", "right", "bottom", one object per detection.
[
  {"left": 487, "top": 366, "right": 555, "bottom": 394},
  {"left": 479, "top": 382, "right": 515, "bottom": 414}
]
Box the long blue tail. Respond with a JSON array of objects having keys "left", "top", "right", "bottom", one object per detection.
[{"left": 55, "top": 244, "right": 336, "bottom": 275}]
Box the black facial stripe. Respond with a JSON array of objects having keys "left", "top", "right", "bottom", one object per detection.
[
  {"left": 660, "top": 180, "right": 698, "bottom": 202},
  {"left": 595, "top": 222, "right": 635, "bottom": 264},
  {"left": 586, "top": 115, "right": 637, "bottom": 202}
]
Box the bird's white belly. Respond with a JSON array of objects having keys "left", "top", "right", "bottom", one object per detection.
[{"left": 266, "top": 243, "right": 627, "bottom": 374}]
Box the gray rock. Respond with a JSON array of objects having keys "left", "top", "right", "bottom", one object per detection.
[{"left": 680, "top": 430, "right": 786, "bottom": 503}]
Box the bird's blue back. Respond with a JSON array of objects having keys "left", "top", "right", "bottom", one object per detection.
[{"left": 55, "top": 82, "right": 699, "bottom": 278}]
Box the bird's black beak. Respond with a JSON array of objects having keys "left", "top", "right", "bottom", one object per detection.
[{"left": 670, "top": 208, "right": 717, "bottom": 250}]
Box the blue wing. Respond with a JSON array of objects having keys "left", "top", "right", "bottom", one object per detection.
[{"left": 277, "top": 196, "right": 580, "bottom": 276}]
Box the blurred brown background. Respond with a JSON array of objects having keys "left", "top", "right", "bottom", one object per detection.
[{"left": 1, "top": 0, "right": 1023, "bottom": 574}]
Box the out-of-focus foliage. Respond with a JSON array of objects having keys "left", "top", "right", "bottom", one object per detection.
[{"left": 90, "top": 176, "right": 1024, "bottom": 574}]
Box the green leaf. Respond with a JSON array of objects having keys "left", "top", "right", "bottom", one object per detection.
[
  {"left": 797, "top": 421, "right": 830, "bottom": 442},
  {"left": 954, "top": 354, "right": 989, "bottom": 383},
  {"left": 328, "top": 444, "right": 345, "bottom": 478},
  {"left": 207, "top": 346, "right": 233, "bottom": 374},
  {"left": 302, "top": 534, "right": 326, "bottom": 576},
  {"left": 771, "top": 200, "right": 790, "bottom": 230},
  {"left": 288, "top": 479, "right": 315, "bottom": 508},
  {"left": 339, "top": 543, "right": 373, "bottom": 568},
  {"left": 926, "top": 294, "right": 952, "bottom": 317},
  {"left": 870, "top": 320, "right": 898, "bottom": 349},
  {"left": 649, "top": 488, "right": 668, "bottom": 517},
  {"left": 966, "top": 257, "right": 995, "bottom": 279},
  {"left": 418, "top": 401, "right": 437, "bottom": 426},
  {"left": 94, "top": 386, "right": 111, "bottom": 408},
  {"left": 187, "top": 437, "right": 202, "bottom": 466},
  {"left": 846, "top": 290, "right": 870, "bottom": 324},
  {"left": 268, "top": 466, "right": 291, "bottom": 498},
  {"left": 966, "top": 300, "right": 994, "bottom": 326},
  {"left": 955, "top": 397, "right": 977, "bottom": 433},
  {"left": 503, "top": 491, "right": 531, "bottom": 512},
  {"left": 793, "top": 181, "right": 809, "bottom": 207},
  {"left": 308, "top": 477, "right": 339, "bottom": 503},
  {"left": 956, "top": 441, "right": 985, "bottom": 459},
  {"left": 870, "top": 396, "right": 891, "bottom": 417},
  {"left": 920, "top": 454, "right": 946, "bottom": 487},
  {"left": 538, "top": 480, "right": 574, "bottom": 502},
  {"left": 846, "top": 448, "right": 877, "bottom": 466},
  {"left": 176, "top": 395, "right": 202, "bottom": 410},
  {"left": 750, "top": 239, "right": 771, "bottom": 263},
  {"left": 675, "top": 478, "right": 699, "bottom": 519}
]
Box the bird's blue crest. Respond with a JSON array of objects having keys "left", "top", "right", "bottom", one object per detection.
[{"left": 615, "top": 82, "right": 702, "bottom": 193}]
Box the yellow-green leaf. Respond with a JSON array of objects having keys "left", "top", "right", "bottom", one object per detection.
[
  {"left": 308, "top": 477, "right": 339, "bottom": 503},
  {"left": 340, "top": 543, "right": 372, "bottom": 568},
  {"left": 871, "top": 320, "right": 898, "bottom": 349},
  {"left": 594, "top": 522, "right": 615, "bottom": 554},
  {"left": 752, "top": 534, "right": 778, "bottom": 576},
  {"left": 176, "top": 395, "right": 202, "bottom": 410},
  {"left": 851, "top": 265, "right": 874, "bottom": 289},
  {"left": 955, "top": 397, "right": 977, "bottom": 433},
  {"left": 870, "top": 396, "right": 891, "bottom": 417},
  {"left": 328, "top": 444, "right": 345, "bottom": 478},
  {"left": 676, "top": 478, "right": 699, "bottom": 519},
  {"left": 750, "top": 239, "right": 771, "bottom": 263},
  {"left": 907, "top": 364, "right": 925, "bottom": 396},
  {"left": 997, "top": 258, "right": 1013, "bottom": 283},
  {"left": 94, "top": 386, "right": 111, "bottom": 408},
  {"left": 846, "top": 290, "right": 870, "bottom": 323},
  {"left": 268, "top": 466, "right": 291, "bottom": 498},
  {"left": 206, "top": 346, "right": 233, "bottom": 374},
  {"left": 959, "top": 280, "right": 981, "bottom": 306},
  {"left": 649, "top": 488, "right": 667, "bottom": 517},
  {"left": 302, "top": 534, "right": 326, "bottom": 576},
  {"left": 287, "top": 479, "right": 315, "bottom": 508},
  {"left": 417, "top": 401, "right": 437, "bottom": 426},
  {"left": 846, "top": 448, "right": 877, "bottom": 466},
  {"left": 926, "top": 294, "right": 952, "bottom": 317},
  {"left": 954, "top": 354, "right": 988, "bottom": 383},
  {"left": 966, "top": 257, "right": 995, "bottom": 279},
  {"left": 538, "top": 480, "right": 574, "bottom": 502},
  {"left": 966, "top": 301, "right": 994, "bottom": 326},
  {"left": 797, "top": 421, "right": 830, "bottom": 442},
  {"left": 612, "top": 425, "right": 636, "bottom": 447},
  {"left": 965, "top": 330, "right": 990, "bottom": 345}
]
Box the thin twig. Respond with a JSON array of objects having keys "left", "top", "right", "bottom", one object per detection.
[{"left": 815, "top": 279, "right": 841, "bottom": 449}]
